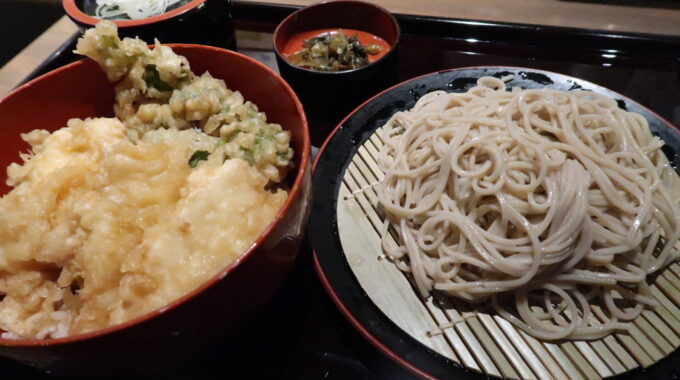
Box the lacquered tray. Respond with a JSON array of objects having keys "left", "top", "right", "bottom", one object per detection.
[{"left": 5, "top": 2, "right": 680, "bottom": 378}]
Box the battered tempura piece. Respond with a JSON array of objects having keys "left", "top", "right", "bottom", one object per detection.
[{"left": 77, "top": 21, "right": 293, "bottom": 182}]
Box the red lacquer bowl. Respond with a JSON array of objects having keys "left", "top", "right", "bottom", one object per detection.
[
  {"left": 63, "top": 0, "right": 237, "bottom": 50},
  {"left": 273, "top": 0, "right": 400, "bottom": 146},
  {"left": 0, "top": 45, "right": 311, "bottom": 374}
]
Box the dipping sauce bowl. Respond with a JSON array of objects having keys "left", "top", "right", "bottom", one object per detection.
[{"left": 274, "top": 0, "right": 400, "bottom": 146}]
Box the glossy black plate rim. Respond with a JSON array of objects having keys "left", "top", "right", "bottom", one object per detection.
[{"left": 308, "top": 66, "right": 680, "bottom": 380}]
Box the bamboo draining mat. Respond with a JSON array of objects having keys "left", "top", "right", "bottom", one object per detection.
[{"left": 336, "top": 127, "right": 680, "bottom": 380}]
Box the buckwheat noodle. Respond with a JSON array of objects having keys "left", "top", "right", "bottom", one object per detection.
[{"left": 377, "top": 76, "right": 680, "bottom": 340}]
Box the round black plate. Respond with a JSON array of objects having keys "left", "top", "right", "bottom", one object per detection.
[{"left": 308, "top": 67, "right": 680, "bottom": 380}]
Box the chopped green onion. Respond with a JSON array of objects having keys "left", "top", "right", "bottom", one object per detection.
[{"left": 188, "top": 150, "right": 210, "bottom": 168}]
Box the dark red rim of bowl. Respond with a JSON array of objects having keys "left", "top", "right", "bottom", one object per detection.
[
  {"left": 272, "top": 0, "right": 401, "bottom": 75},
  {"left": 63, "top": 0, "right": 207, "bottom": 27},
  {"left": 310, "top": 65, "right": 680, "bottom": 380},
  {"left": 0, "top": 44, "right": 310, "bottom": 347}
]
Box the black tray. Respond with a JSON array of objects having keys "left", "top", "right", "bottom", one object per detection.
[{"left": 6, "top": 2, "right": 680, "bottom": 378}]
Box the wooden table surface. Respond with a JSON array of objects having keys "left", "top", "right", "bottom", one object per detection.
[{"left": 2, "top": 0, "right": 680, "bottom": 97}]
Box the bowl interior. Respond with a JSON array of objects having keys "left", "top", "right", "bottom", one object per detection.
[
  {"left": 0, "top": 61, "right": 111, "bottom": 194},
  {"left": 274, "top": 0, "right": 400, "bottom": 57}
]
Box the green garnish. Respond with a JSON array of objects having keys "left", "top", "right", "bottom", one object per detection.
[
  {"left": 286, "top": 30, "right": 381, "bottom": 72},
  {"left": 144, "top": 64, "right": 173, "bottom": 92},
  {"left": 188, "top": 150, "right": 210, "bottom": 168},
  {"left": 239, "top": 147, "right": 254, "bottom": 164},
  {"left": 101, "top": 34, "right": 119, "bottom": 49}
]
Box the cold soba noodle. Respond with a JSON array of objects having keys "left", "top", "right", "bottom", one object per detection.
[{"left": 377, "top": 76, "right": 680, "bottom": 340}]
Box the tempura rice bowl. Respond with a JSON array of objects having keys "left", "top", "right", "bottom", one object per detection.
[{"left": 0, "top": 45, "right": 311, "bottom": 374}]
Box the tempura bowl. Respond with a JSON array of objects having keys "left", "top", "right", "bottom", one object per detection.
[{"left": 0, "top": 45, "right": 311, "bottom": 374}]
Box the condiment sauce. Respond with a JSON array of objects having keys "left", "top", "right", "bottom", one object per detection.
[{"left": 282, "top": 28, "right": 391, "bottom": 65}]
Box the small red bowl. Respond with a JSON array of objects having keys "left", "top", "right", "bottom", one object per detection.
[
  {"left": 273, "top": 0, "right": 400, "bottom": 146},
  {"left": 63, "top": 0, "right": 237, "bottom": 49},
  {"left": 0, "top": 45, "right": 311, "bottom": 374}
]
